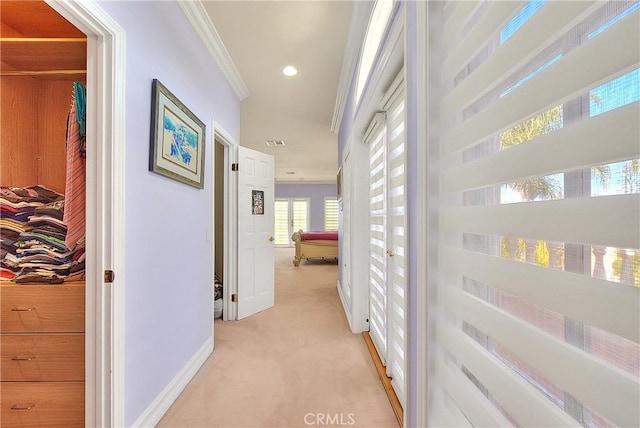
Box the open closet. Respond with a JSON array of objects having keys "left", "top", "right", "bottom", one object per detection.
[{"left": 0, "top": 1, "right": 87, "bottom": 426}]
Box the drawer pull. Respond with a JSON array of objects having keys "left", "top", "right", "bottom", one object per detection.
[
  {"left": 11, "top": 356, "right": 36, "bottom": 361},
  {"left": 11, "top": 307, "right": 36, "bottom": 312},
  {"left": 11, "top": 404, "right": 36, "bottom": 411}
]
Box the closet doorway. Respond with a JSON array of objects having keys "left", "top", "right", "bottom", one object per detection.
[
  {"left": 0, "top": 1, "right": 125, "bottom": 426},
  {"left": 213, "top": 128, "right": 238, "bottom": 321},
  {"left": 0, "top": 3, "right": 89, "bottom": 427},
  {"left": 213, "top": 139, "right": 225, "bottom": 321}
]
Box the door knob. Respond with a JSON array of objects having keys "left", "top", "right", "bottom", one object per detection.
[
  {"left": 269, "top": 236, "right": 275, "bottom": 242},
  {"left": 386, "top": 249, "right": 395, "bottom": 257}
]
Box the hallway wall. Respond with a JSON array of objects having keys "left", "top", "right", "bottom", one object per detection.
[{"left": 96, "top": 1, "right": 240, "bottom": 425}]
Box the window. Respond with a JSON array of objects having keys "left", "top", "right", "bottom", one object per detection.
[
  {"left": 354, "top": 0, "right": 395, "bottom": 111},
  {"left": 324, "top": 197, "right": 339, "bottom": 231},
  {"left": 429, "top": 1, "right": 639, "bottom": 427},
  {"left": 273, "top": 198, "right": 309, "bottom": 247}
]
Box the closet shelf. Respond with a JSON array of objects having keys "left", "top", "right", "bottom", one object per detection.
[{"left": 1, "top": 37, "right": 86, "bottom": 75}]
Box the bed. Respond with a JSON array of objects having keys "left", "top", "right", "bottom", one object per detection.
[{"left": 291, "top": 230, "right": 338, "bottom": 267}]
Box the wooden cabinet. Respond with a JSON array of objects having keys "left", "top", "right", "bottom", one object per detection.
[
  {"left": 0, "top": 382, "right": 84, "bottom": 428},
  {"left": 0, "top": 282, "right": 85, "bottom": 426}
]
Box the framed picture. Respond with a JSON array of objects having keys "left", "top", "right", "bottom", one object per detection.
[
  {"left": 149, "top": 79, "right": 206, "bottom": 188},
  {"left": 252, "top": 190, "right": 264, "bottom": 215},
  {"left": 337, "top": 166, "right": 343, "bottom": 201}
]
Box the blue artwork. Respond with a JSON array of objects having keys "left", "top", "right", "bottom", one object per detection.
[{"left": 163, "top": 110, "right": 198, "bottom": 168}]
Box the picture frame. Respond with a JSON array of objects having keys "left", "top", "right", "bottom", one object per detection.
[
  {"left": 149, "top": 79, "right": 206, "bottom": 189},
  {"left": 337, "top": 166, "right": 343, "bottom": 202}
]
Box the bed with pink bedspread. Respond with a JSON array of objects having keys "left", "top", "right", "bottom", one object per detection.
[{"left": 291, "top": 230, "right": 338, "bottom": 267}]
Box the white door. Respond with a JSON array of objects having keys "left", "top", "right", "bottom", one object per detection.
[
  {"left": 365, "top": 72, "right": 407, "bottom": 406},
  {"left": 237, "top": 146, "right": 275, "bottom": 319},
  {"left": 382, "top": 74, "right": 406, "bottom": 406}
]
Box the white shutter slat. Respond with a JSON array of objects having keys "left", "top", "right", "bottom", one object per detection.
[
  {"left": 369, "top": 117, "right": 387, "bottom": 364},
  {"left": 385, "top": 83, "right": 406, "bottom": 405},
  {"left": 434, "top": 1, "right": 640, "bottom": 426},
  {"left": 442, "top": 1, "right": 481, "bottom": 54},
  {"left": 274, "top": 200, "right": 290, "bottom": 246},
  {"left": 440, "top": 360, "right": 514, "bottom": 428},
  {"left": 439, "top": 322, "right": 578, "bottom": 427},
  {"left": 442, "top": 247, "right": 640, "bottom": 343},
  {"left": 324, "top": 198, "right": 339, "bottom": 230},
  {"left": 443, "top": 286, "right": 640, "bottom": 428},
  {"left": 443, "top": 1, "right": 598, "bottom": 116},
  {"left": 443, "top": 194, "right": 640, "bottom": 249},
  {"left": 443, "top": 11, "right": 640, "bottom": 153},
  {"left": 442, "top": 1, "right": 522, "bottom": 81},
  {"left": 443, "top": 103, "right": 640, "bottom": 192}
]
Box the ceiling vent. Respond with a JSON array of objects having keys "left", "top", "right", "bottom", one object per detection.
[{"left": 265, "top": 140, "right": 285, "bottom": 147}]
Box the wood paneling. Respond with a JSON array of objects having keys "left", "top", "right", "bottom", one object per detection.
[
  {"left": 0, "top": 1, "right": 85, "bottom": 38},
  {"left": 1, "top": 333, "right": 85, "bottom": 381},
  {"left": 0, "top": 76, "right": 39, "bottom": 187},
  {"left": 0, "top": 76, "right": 75, "bottom": 192},
  {"left": 0, "top": 382, "right": 84, "bottom": 427},
  {"left": 37, "top": 80, "right": 75, "bottom": 193},
  {"left": 1, "top": 39, "right": 87, "bottom": 75},
  {"left": 0, "top": 0, "right": 86, "bottom": 192}
]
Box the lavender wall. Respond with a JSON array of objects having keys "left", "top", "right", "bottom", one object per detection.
[
  {"left": 275, "top": 183, "right": 337, "bottom": 231},
  {"left": 97, "top": 2, "right": 240, "bottom": 425}
]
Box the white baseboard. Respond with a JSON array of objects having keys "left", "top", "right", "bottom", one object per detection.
[
  {"left": 132, "top": 337, "right": 214, "bottom": 428},
  {"left": 337, "top": 280, "right": 356, "bottom": 333}
]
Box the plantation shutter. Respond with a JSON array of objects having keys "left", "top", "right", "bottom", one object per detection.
[
  {"left": 367, "top": 113, "right": 388, "bottom": 364},
  {"left": 433, "top": 1, "right": 640, "bottom": 427},
  {"left": 382, "top": 72, "right": 406, "bottom": 406},
  {"left": 274, "top": 199, "right": 290, "bottom": 246},
  {"left": 292, "top": 199, "right": 308, "bottom": 235},
  {"left": 324, "top": 198, "right": 339, "bottom": 231}
]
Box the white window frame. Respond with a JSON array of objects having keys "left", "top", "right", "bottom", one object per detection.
[{"left": 353, "top": 0, "right": 397, "bottom": 115}]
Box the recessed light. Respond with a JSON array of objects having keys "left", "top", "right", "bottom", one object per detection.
[{"left": 282, "top": 65, "right": 298, "bottom": 77}]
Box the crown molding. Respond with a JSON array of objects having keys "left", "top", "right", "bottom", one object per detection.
[
  {"left": 179, "top": 1, "right": 249, "bottom": 101},
  {"left": 331, "top": 1, "right": 372, "bottom": 134}
]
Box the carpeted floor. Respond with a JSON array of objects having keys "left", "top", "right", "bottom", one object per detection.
[{"left": 157, "top": 248, "right": 398, "bottom": 428}]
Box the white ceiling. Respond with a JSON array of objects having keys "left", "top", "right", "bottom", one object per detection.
[{"left": 202, "top": 1, "right": 354, "bottom": 183}]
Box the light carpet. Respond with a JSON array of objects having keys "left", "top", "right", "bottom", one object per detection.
[{"left": 157, "top": 248, "right": 398, "bottom": 428}]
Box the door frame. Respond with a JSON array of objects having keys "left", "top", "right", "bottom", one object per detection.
[
  {"left": 213, "top": 124, "right": 238, "bottom": 321},
  {"left": 46, "top": 1, "right": 125, "bottom": 426}
]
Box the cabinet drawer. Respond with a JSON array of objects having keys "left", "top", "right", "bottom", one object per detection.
[
  {"left": 1, "top": 334, "right": 84, "bottom": 381},
  {"left": 1, "top": 381, "right": 84, "bottom": 427},
  {"left": 1, "top": 283, "right": 85, "bottom": 333}
]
